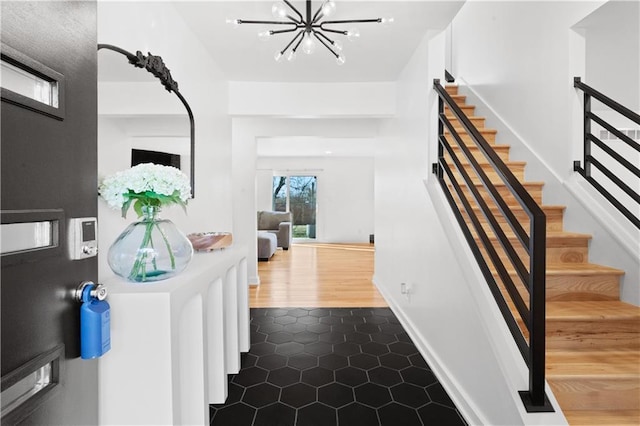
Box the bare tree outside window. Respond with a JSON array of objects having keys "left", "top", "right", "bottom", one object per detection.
[
  {"left": 272, "top": 175, "right": 317, "bottom": 238},
  {"left": 272, "top": 176, "right": 287, "bottom": 212}
]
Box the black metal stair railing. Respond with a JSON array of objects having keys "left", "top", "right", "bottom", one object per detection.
[
  {"left": 432, "top": 79, "right": 553, "bottom": 413},
  {"left": 573, "top": 77, "right": 640, "bottom": 229}
]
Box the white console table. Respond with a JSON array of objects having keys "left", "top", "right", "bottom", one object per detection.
[{"left": 98, "top": 246, "right": 249, "bottom": 425}]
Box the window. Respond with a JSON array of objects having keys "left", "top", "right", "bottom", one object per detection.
[
  {"left": 1, "top": 60, "right": 58, "bottom": 107},
  {"left": 1, "top": 43, "right": 65, "bottom": 119},
  {"left": 272, "top": 175, "right": 317, "bottom": 239}
]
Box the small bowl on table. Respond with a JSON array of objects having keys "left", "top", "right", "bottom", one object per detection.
[{"left": 187, "top": 232, "right": 233, "bottom": 252}]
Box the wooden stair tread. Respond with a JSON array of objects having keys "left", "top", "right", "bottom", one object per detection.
[
  {"left": 545, "top": 262, "right": 625, "bottom": 276},
  {"left": 447, "top": 158, "right": 527, "bottom": 168},
  {"left": 546, "top": 350, "right": 640, "bottom": 376},
  {"left": 445, "top": 126, "right": 497, "bottom": 135},
  {"left": 450, "top": 144, "right": 511, "bottom": 151},
  {"left": 445, "top": 114, "right": 485, "bottom": 120},
  {"left": 546, "top": 301, "right": 640, "bottom": 320},
  {"left": 444, "top": 159, "right": 527, "bottom": 171},
  {"left": 469, "top": 204, "right": 565, "bottom": 216},
  {"left": 456, "top": 180, "right": 545, "bottom": 189},
  {"left": 489, "top": 262, "right": 624, "bottom": 277},
  {"left": 469, "top": 204, "right": 565, "bottom": 213},
  {"left": 444, "top": 105, "right": 475, "bottom": 113},
  {"left": 475, "top": 230, "right": 592, "bottom": 246},
  {"left": 546, "top": 231, "right": 590, "bottom": 247},
  {"left": 563, "top": 410, "right": 640, "bottom": 425}
]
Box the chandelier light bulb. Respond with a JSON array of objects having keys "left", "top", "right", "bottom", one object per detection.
[
  {"left": 226, "top": 18, "right": 241, "bottom": 28},
  {"left": 301, "top": 33, "right": 317, "bottom": 55},
  {"left": 271, "top": 2, "right": 288, "bottom": 19},
  {"left": 347, "top": 28, "right": 360, "bottom": 41},
  {"left": 381, "top": 17, "right": 394, "bottom": 26},
  {"left": 333, "top": 39, "right": 343, "bottom": 52},
  {"left": 336, "top": 54, "right": 346, "bottom": 66},
  {"left": 274, "top": 51, "right": 284, "bottom": 62},
  {"left": 321, "top": 1, "right": 336, "bottom": 18},
  {"left": 258, "top": 30, "right": 272, "bottom": 41},
  {"left": 287, "top": 50, "right": 297, "bottom": 62}
]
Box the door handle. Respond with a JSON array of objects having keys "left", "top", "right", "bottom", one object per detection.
[{"left": 73, "top": 281, "right": 107, "bottom": 302}]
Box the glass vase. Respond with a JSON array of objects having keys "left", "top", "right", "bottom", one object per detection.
[{"left": 107, "top": 206, "right": 193, "bottom": 283}]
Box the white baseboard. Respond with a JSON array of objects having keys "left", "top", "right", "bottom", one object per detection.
[{"left": 371, "top": 276, "right": 486, "bottom": 426}]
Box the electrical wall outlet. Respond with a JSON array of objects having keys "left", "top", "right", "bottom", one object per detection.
[{"left": 400, "top": 282, "right": 412, "bottom": 301}]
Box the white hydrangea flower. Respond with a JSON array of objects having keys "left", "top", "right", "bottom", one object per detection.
[{"left": 98, "top": 163, "right": 191, "bottom": 214}]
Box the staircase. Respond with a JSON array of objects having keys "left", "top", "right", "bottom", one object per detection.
[{"left": 443, "top": 85, "right": 640, "bottom": 425}]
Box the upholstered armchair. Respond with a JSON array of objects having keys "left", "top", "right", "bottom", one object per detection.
[{"left": 257, "top": 211, "right": 292, "bottom": 250}]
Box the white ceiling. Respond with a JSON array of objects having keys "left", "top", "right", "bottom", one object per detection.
[{"left": 173, "top": 1, "right": 463, "bottom": 82}]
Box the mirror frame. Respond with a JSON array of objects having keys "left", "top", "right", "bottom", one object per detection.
[{"left": 97, "top": 44, "right": 195, "bottom": 197}]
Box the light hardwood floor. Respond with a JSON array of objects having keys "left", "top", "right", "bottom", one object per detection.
[{"left": 250, "top": 243, "right": 388, "bottom": 308}]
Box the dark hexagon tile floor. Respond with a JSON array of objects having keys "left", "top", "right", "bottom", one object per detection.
[{"left": 210, "top": 308, "right": 467, "bottom": 426}]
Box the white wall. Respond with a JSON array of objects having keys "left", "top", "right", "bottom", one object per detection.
[
  {"left": 229, "top": 82, "right": 395, "bottom": 117},
  {"left": 449, "top": 0, "right": 639, "bottom": 304},
  {"left": 256, "top": 156, "right": 375, "bottom": 243},
  {"left": 583, "top": 1, "right": 640, "bottom": 112},
  {"left": 97, "top": 2, "right": 231, "bottom": 280},
  {"left": 580, "top": 0, "right": 640, "bottom": 228},
  {"left": 256, "top": 169, "right": 274, "bottom": 212}
]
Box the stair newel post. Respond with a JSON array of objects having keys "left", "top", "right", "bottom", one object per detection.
[
  {"left": 574, "top": 77, "right": 592, "bottom": 177},
  {"left": 435, "top": 79, "right": 444, "bottom": 180},
  {"left": 583, "top": 90, "right": 592, "bottom": 178},
  {"left": 520, "top": 210, "right": 553, "bottom": 411}
]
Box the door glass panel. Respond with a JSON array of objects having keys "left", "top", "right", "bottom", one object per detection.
[
  {"left": 1, "top": 60, "right": 58, "bottom": 107},
  {"left": 272, "top": 176, "right": 287, "bottom": 212},
  {"left": 0, "top": 221, "right": 54, "bottom": 254},
  {"left": 1, "top": 363, "right": 53, "bottom": 417},
  {"left": 289, "top": 176, "right": 317, "bottom": 239}
]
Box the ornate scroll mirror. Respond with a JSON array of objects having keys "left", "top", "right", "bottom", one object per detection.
[{"left": 97, "top": 44, "right": 195, "bottom": 196}]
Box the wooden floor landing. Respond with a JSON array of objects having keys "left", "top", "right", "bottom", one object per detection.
[{"left": 250, "top": 243, "right": 387, "bottom": 308}]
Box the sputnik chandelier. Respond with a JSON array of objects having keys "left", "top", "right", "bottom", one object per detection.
[{"left": 228, "top": 0, "right": 392, "bottom": 65}]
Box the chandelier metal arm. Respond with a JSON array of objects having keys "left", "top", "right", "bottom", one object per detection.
[
  {"left": 283, "top": 0, "right": 304, "bottom": 23},
  {"left": 318, "top": 27, "right": 347, "bottom": 36},
  {"left": 279, "top": 29, "right": 305, "bottom": 55},
  {"left": 292, "top": 31, "right": 305, "bottom": 53},
  {"left": 271, "top": 27, "right": 301, "bottom": 35},
  {"left": 311, "top": 2, "right": 325, "bottom": 24},
  {"left": 321, "top": 18, "right": 382, "bottom": 25},
  {"left": 314, "top": 30, "right": 336, "bottom": 46},
  {"left": 286, "top": 15, "right": 302, "bottom": 25},
  {"left": 312, "top": 31, "right": 339, "bottom": 58},
  {"left": 238, "top": 19, "right": 298, "bottom": 26}
]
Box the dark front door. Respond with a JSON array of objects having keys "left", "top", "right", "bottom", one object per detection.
[{"left": 1, "top": 2, "right": 99, "bottom": 424}]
